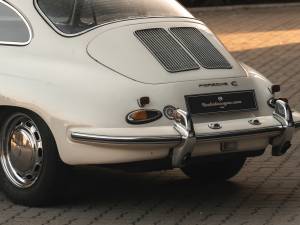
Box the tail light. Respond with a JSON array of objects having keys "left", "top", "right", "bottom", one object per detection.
[
  {"left": 126, "top": 109, "right": 162, "bottom": 125},
  {"left": 271, "top": 85, "right": 281, "bottom": 94}
]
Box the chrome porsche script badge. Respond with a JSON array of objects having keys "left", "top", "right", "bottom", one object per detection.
[
  {"left": 199, "top": 82, "right": 228, "bottom": 88},
  {"left": 198, "top": 81, "right": 238, "bottom": 88}
]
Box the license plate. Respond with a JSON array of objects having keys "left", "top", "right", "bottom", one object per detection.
[
  {"left": 185, "top": 90, "right": 258, "bottom": 115},
  {"left": 221, "top": 142, "right": 238, "bottom": 152}
]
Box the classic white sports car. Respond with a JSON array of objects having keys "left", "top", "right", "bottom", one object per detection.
[{"left": 0, "top": 0, "right": 299, "bottom": 206}]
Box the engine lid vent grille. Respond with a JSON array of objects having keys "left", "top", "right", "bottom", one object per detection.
[
  {"left": 135, "top": 28, "right": 200, "bottom": 73},
  {"left": 170, "top": 27, "right": 232, "bottom": 69}
]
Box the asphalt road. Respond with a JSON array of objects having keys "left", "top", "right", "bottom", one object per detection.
[{"left": 1, "top": 5, "right": 300, "bottom": 225}]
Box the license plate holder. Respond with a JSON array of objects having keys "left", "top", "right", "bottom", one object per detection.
[
  {"left": 221, "top": 141, "right": 238, "bottom": 152},
  {"left": 185, "top": 90, "right": 258, "bottom": 115}
]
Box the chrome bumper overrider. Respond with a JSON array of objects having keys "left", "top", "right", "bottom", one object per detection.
[
  {"left": 71, "top": 100, "right": 299, "bottom": 168},
  {"left": 271, "top": 100, "right": 295, "bottom": 156}
]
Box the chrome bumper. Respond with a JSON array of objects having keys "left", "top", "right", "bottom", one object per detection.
[
  {"left": 171, "top": 100, "right": 296, "bottom": 167},
  {"left": 71, "top": 132, "right": 181, "bottom": 145},
  {"left": 71, "top": 100, "right": 299, "bottom": 168}
]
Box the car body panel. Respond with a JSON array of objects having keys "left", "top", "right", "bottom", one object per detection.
[
  {"left": 87, "top": 20, "right": 246, "bottom": 84},
  {"left": 0, "top": 0, "right": 299, "bottom": 166}
]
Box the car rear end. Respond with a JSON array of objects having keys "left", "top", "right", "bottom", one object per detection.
[{"left": 32, "top": 0, "right": 300, "bottom": 168}]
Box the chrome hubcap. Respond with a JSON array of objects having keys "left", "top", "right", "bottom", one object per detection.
[{"left": 1, "top": 115, "right": 43, "bottom": 188}]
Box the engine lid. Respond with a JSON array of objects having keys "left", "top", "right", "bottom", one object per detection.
[{"left": 87, "top": 20, "right": 247, "bottom": 84}]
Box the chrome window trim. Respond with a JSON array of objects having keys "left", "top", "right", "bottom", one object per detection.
[
  {"left": 33, "top": 0, "right": 197, "bottom": 38},
  {"left": 0, "top": 0, "right": 32, "bottom": 46}
]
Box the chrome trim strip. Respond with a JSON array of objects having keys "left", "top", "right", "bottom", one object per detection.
[
  {"left": 196, "top": 126, "right": 283, "bottom": 141},
  {"left": 0, "top": 0, "right": 32, "bottom": 46},
  {"left": 71, "top": 125, "right": 283, "bottom": 146},
  {"left": 71, "top": 132, "right": 182, "bottom": 145}
]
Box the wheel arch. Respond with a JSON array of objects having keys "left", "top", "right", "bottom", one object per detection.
[
  {"left": 0, "top": 105, "right": 50, "bottom": 127},
  {"left": 0, "top": 105, "right": 62, "bottom": 161}
]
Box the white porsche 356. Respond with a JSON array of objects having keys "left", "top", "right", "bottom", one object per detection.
[{"left": 0, "top": 0, "right": 299, "bottom": 206}]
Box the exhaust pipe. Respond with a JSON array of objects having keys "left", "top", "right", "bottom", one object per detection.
[{"left": 272, "top": 141, "right": 292, "bottom": 156}]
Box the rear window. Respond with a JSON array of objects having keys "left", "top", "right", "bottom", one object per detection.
[{"left": 36, "top": 0, "right": 193, "bottom": 35}]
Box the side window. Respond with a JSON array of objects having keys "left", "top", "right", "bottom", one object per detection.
[{"left": 0, "top": 1, "right": 31, "bottom": 45}]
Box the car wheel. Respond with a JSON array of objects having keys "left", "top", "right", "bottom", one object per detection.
[
  {"left": 181, "top": 157, "right": 246, "bottom": 182},
  {"left": 0, "top": 111, "right": 66, "bottom": 206}
]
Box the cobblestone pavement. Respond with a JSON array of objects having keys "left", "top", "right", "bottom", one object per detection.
[{"left": 1, "top": 5, "right": 300, "bottom": 225}]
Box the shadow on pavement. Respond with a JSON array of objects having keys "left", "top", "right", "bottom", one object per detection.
[{"left": 61, "top": 167, "right": 242, "bottom": 206}]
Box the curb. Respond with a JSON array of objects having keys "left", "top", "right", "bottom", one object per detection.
[{"left": 188, "top": 2, "right": 300, "bottom": 11}]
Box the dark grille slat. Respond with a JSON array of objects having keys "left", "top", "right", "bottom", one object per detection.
[
  {"left": 135, "top": 28, "right": 200, "bottom": 73},
  {"left": 170, "top": 27, "right": 232, "bottom": 69}
]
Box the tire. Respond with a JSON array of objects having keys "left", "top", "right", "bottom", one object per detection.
[
  {"left": 181, "top": 157, "right": 246, "bottom": 182},
  {"left": 0, "top": 111, "right": 66, "bottom": 206}
]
